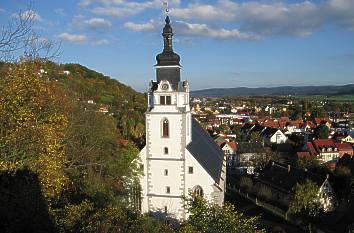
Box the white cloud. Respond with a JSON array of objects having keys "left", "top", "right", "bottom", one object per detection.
[
  {"left": 84, "top": 0, "right": 180, "bottom": 17},
  {"left": 84, "top": 18, "right": 112, "bottom": 28},
  {"left": 171, "top": 3, "right": 234, "bottom": 21},
  {"left": 327, "top": 0, "right": 354, "bottom": 31},
  {"left": 58, "top": 33, "right": 87, "bottom": 43},
  {"left": 91, "top": 6, "right": 137, "bottom": 17},
  {"left": 124, "top": 20, "right": 158, "bottom": 32},
  {"left": 174, "top": 21, "right": 260, "bottom": 40},
  {"left": 79, "top": 0, "right": 124, "bottom": 7},
  {"left": 92, "top": 39, "right": 110, "bottom": 45},
  {"left": 0, "top": 8, "right": 6, "bottom": 14},
  {"left": 12, "top": 10, "right": 41, "bottom": 21},
  {"left": 170, "top": 0, "right": 354, "bottom": 37},
  {"left": 54, "top": 8, "right": 65, "bottom": 16},
  {"left": 89, "top": 0, "right": 354, "bottom": 38},
  {"left": 123, "top": 19, "right": 259, "bottom": 40}
]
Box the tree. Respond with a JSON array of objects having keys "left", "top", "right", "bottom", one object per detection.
[
  {"left": 288, "top": 180, "right": 323, "bottom": 229},
  {"left": 315, "top": 124, "right": 330, "bottom": 139},
  {"left": 249, "top": 148, "right": 278, "bottom": 173},
  {"left": 0, "top": 60, "right": 70, "bottom": 200},
  {"left": 249, "top": 132, "right": 263, "bottom": 144},
  {"left": 0, "top": 2, "right": 60, "bottom": 61},
  {"left": 181, "top": 194, "right": 265, "bottom": 233},
  {"left": 297, "top": 156, "right": 320, "bottom": 170},
  {"left": 311, "top": 107, "right": 325, "bottom": 119}
]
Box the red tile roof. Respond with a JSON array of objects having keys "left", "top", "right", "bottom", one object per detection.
[
  {"left": 227, "top": 141, "right": 237, "bottom": 151},
  {"left": 312, "top": 139, "right": 338, "bottom": 153},
  {"left": 334, "top": 142, "right": 353, "bottom": 151},
  {"left": 307, "top": 142, "right": 318, "bottom": 156},
  {"left": 297, "top": 151, "right": 311, "bottom": 158}
]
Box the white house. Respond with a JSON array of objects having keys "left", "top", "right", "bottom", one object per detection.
[
  {"left": 318, "top": 176, "right": 338, "bottom": 212},
  {"left": 138, "top": 15, "right": 226, "bottom": 223},
  {"left": 261, "top": 128, "right": 287, "bottom": 145},
  {"left": 341, "top": 135, "right": 354, "bottom": 144}
]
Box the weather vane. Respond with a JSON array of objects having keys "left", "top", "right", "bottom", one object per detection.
[{"left": 163, "top": 1, "right": 169, "bottom": 16}]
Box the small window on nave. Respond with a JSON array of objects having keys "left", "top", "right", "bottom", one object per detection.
[{"left": 164, "top": 147, "right": 168, "bottom": 154}]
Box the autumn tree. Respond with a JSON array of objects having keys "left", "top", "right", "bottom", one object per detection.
[
  {"left": 181, "top": 194, "right": 265, "bottom": 233},
  {"left": 0, "top": 60, "right": 70, "bottom": 201}
]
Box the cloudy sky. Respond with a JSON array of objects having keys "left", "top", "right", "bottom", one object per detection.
[{"left": 1, "top": 0, "right": 354, "bottom": 91}]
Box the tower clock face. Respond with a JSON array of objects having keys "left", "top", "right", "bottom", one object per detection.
[{"left": 161, "top": 84, "right": 169, "bottom": 90}]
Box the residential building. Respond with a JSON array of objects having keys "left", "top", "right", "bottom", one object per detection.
[
  {"left": 235, "top": 142, "right": 266, "bottom": 174},
  {"left": 312, "top": 139, "right": 339, "bottom": 163},
  {"left": 261, "top": 128, "right": 287, "bottom": 145},
  {"left": 334, "top": 142, "right": 354, "bottom": 158},
  {"left": 256, "top": 162, "right": 338, "bottom": 212}
]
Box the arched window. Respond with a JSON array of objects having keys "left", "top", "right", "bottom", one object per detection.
[
  {"left": 162, "top": 119, "right": 169, "bottom": 137},
  {"left": 193, "top": 185, "right": 203, "bottom": 197}
]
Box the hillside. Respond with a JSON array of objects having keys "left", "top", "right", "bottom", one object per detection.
[
  {"left": 0, "top": 61, "right": 147, "bottom": 146},
  {"left": 191, "top": 84, "right": 354, "bottom": 97}
]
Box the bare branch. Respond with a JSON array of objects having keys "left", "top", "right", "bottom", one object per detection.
[{"left": 0, "top": 1, "right": 61, "bottom": 62}]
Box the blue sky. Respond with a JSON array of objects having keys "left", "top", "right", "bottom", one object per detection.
[{"left": 1, "top": 0, "right": 354, "bottom": 92}]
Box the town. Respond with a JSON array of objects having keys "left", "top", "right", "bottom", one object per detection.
[{"left": 191, "top": 95, "right": 354, "bottom": 232}]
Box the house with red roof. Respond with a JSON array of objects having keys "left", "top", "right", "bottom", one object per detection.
[
  {"left": 306, "top": 142, "right": 318, "bottom": 156},
  {"left": 334, "top": 142, "right": 353, "bottom": 158},
  {"left": 312, "top": 139, "right": 339, "bottom": 163}
]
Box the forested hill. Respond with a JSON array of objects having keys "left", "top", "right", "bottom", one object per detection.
[
  {"left": 0, "top": 61, "right": 147, "bottom": 146},
  {"left": 0, "top": 61, "right": 150, "bottom": 232},
  {"left": 191, "top": 84, "right": 354, "bottom": 97}
]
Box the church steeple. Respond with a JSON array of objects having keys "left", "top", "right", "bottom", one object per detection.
[{"left": 156, "top": 15, "right": 181, "bottom": 67}]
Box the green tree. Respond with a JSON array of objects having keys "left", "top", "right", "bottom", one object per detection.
[
  {"left": 315, "top": 124, "right": 329, "bottom": 139},
  {"left": 181, "top": 194, "right": 265, "bottom": 233},
  {"left": 249, "top": 132, "right": 263, "bottom": 144},
  {"left": 288, "top": 180, "right": 323, "bottom": 228},
  {"left": 297, "top": 156, "right": 320, "bottom": 170}
]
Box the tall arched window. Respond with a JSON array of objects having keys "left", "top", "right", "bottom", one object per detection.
[
  {"left": 162, "top": 119, "right": 169, "bottom": 137},
  {"left": 193, "top": 185, "right": 203, "bottom": 197}
]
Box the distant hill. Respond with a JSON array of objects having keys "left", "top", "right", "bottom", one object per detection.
[{"left": 191, "top": 84, "right": 354, "bottom": 97}]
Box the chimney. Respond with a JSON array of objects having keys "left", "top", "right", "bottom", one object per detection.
[{"left": 288, "top": 164, "right": 291, "bottom": 173}]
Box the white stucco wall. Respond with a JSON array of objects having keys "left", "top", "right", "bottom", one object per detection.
[{"left": 139, "top": 80, "right": 223, "bottom": 221}]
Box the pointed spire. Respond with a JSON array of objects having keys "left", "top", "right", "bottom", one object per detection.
[
  {"left": 156, "top": 14, "right": 180, "bottom": 66},
  {"left": 162, "top": 16, "right": 173, "bottom": 52}
]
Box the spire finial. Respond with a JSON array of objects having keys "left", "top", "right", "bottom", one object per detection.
[{"left": 163, "top": 1, "right": 169, "bottom": 16}]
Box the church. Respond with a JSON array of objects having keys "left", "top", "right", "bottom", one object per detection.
[{"left": 138, "top": 14, "right": 226, "bottom": 222}]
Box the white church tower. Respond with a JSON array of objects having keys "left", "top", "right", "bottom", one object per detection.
[{"left": 138, "top": 14, "right": 226, "bottom": 222}]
